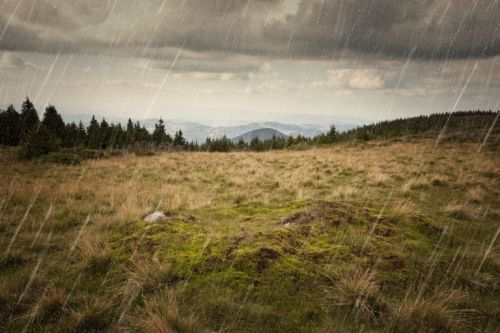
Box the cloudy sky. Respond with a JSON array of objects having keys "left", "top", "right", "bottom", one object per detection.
[{"left": 0, "top": 0, "right": 499, "bottom": 125}]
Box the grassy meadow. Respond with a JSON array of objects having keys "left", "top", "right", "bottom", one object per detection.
[{"left": 1, "top": 139, "right": 499, "bottom": 332}]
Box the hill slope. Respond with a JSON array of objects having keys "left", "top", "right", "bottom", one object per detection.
[
  {"left": 339, "top": 111, "right": 500, "bottom": 144},
  {"left": 0, "top": 141, "right": 499, "bottom": 332},
  {"left": 231, "top": 128, "right": 289, "bottom": 143}
]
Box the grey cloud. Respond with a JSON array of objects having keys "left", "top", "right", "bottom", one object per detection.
[
  {"left": 137, "top": 56, "right": 262, "bottom": 74},
  {"left": 0, "top": 51, "right": 37, "bottom": 70},
  {"left": 265, "top": 0, "right": 500, "bottom": 59},
  {"left": 1, "top": 0, "right": 499, "bottom": 62}
]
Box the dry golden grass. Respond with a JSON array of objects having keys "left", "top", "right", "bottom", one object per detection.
[
  {"left": 401, "top": 177, "right": 429, "bottom": 193},
  {"left": 324, "top": 269, "right": 385, "bottom": 324},
  {"left": 0, "top": 139, "right": 498, "bottom": 332},
  {"left": 34, "top": 285, "right": 66, "bottom": 323},
  {"left": 367, "top": 169, "right": 391, "bottom": 186},
  {"left": 0, "top": 140, "right": 496, "bottom": 227},
  {"left": 442, "top": 201, "right": 479, "bottom": 220},
  {"left": 392, "top": 199, "right": 418, "bottom": 217},
  {"left": 76, "top": 231, "right": 112, "bottom": 273},
  {"left": 328, "top": 184, "right": 358, "bottom": 199},
  {"left": 70, "top": 297, "right": 113, "bottom": 332},
  {"left": 122, "top": 258, "right": 174, "bottom": 295},
  {"left": 467, "top": 186, "right": 486, "bottom": 203},
  {"left": 129, "top": 289, "right": 207, "bottom": 333},
  {"left": 392, "top": 290, "right": 477, "bottom": 333}
]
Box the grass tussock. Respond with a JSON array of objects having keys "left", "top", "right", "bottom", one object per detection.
[
  {"left": 329, "top": 184, "right": 357, "bottom": 199},
  {"left": 34, "top": 285, "right": 66, "bottom": 323},
  {"left": 76, "top": 232, "right": 112, "bottom": 273},
  {"left": 70, "top": 297, "right": 114, "bottom": 332},
  {"left": 391, "top": 199, "right": 417, "bottom": 217},
  {"left": 391, "top": 290, "right": 477, "bottom": 333},
  {"left": 119, "top": 258, "right": 176, "bottom": 298},
  {"left": 467, "top": 186, "right": 486, "bottom": 203},
  {"left": 401, "top": 178, "right": 429, "bottom": 193},
  {"left": 441, "top": 201, "right": 478, "bottom": 220},
  {"left": 129, "top": 289, "right": 208, "bottom": 333},
  {"left": 367, "top": 170, "right": 391, "bottom": 186},
  {"left": 324, "top": 269, "right": 386, "bottom": 325}
]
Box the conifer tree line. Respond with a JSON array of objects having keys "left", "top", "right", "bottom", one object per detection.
[
  {"left": 338, "top": 110, "right": 500, "bottom": 142},
  {"left": 1, "top": 98, "right": 497, "bottom": 158},
  {"left": 0, "top": 98, "right": 196, "bottom": 158},
  {"left": 0, "top": 97, "right": 339, "bottom": 157}
]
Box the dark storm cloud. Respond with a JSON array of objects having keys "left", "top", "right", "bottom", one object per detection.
[
  {"left": 267, "top": 0, "right": 500, "bottom": 59},
  {"left": 1, "top": 0, "right": 499, "bottom": 61}
]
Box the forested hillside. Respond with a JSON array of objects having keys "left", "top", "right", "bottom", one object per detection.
[{"left": 1, "top": 98, "right": 498, "bottom": 160}]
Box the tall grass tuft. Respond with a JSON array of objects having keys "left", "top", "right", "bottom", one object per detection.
[
  {"left": 70, "top": 297, "right": 114, "bottom": 332},
  {"left": 76, "top": 232, "right": 112, "bottom": 273},
  {"left": 324, "top": 269, "right": 386, "bottom": 324},
  {"left": 130, "top": 289, "right": 208, "bottom": 333},
  {"left": 391, "top": 289, "right": 477, "bottom": 333}
]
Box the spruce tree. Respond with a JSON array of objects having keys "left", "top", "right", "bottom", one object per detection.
[
  {"left": 20, "top": 97, "right": 39, "bottom": 139},
  {"left": 87, "top": 115, "right": 100, "bottom": 149},
  {"left": 0, "top": 105, "right": 21, "bottom": 145},
  {"left": 42, "top": 105, "right": 65, "bottom": 139},
  {"left": 152, "top": 118, "right": 168, "bottom": 145},
  {"left": 173, "top": 130, "right": 186, "bottom": 147},
  {"left": 77, "top": 121, "right": 87, "bottom": 146},
  {"left": 126, "top": 118, "right": 135, "bottom": 146},
  {"left": 99, "top": 118, "right": 110, "bottom": 149}
]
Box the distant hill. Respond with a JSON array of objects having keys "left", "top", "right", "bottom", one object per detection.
[
  {"left": 338, "top": 111, "right": 500, "bottom": 144},
  {"left": 231, "top": 128, "right": 288, "bottom": 143},
  {"left": 61, "top": 115, "right": 339, "bottom": 142}
]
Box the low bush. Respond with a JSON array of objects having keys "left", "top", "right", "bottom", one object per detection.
[{"left": 17, "top": 125, "right": 60, "bottom": 159}]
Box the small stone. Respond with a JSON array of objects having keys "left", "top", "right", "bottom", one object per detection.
[{"left": 144, "top": 211, "right": 168, "bottom": 223}]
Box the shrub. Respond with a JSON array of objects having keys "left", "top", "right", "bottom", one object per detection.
[
  {"left": 17, "top": 125, "right": 60, "bottom": 159},
  {"left": 44, "top": 151, "right": 81, "bottom": 165},
  {"left": 135, "top": 150, "right": 155, "bottom": 156},
  {"left": 78, "top": 149, "right": 106, "bottom": 159}
]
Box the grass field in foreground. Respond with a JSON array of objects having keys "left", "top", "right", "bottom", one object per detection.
[{"left": 1, "top": 139, "right": 499, "bottom": 332}]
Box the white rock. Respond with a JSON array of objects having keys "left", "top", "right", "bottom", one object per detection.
[{"left": 144, "top": 211, "right": 168, "bottom": 223}]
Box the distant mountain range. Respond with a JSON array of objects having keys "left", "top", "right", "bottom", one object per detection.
[
  {"left": 231, "top": 128, "right": 288, "bottom": 143},
  {"left": 61, "top": 114, "right": 358, "bottom": 143}
]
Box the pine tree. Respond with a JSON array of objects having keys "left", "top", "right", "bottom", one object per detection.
[
  {"left": 77, "top": 121, "right": 87, "bottom": 146},
  {"left": 87, "top": 115, "right": 100, "bottom": 149},
  {"left": 250, "top": 137, "right": 262, "bottom": 151},
  {"left": 126, "top": 118, "right": 135, "bottom": 146},
  {"left": 152, "top": 118, "right": 168, "bottom": 146},
  {"left": 173, "top": 130, "right": 186, "bottom": 147},
  {"left": 326, "top": 124, "right": 338, "bottom": 143},
  {"left": 63, "top": 122, "right": 79, "bottom": 147},
  {"left": 0, "top": 105, "right": 21, "bottom": 145},
  {"left": 42, "top": 105, "right": 65, "bottom": 139},
  {"left": 20, "top": 97, "right": 39, "bottom": 139},
  {"left": 237, "top": 138, "right": 246, "bottom": 150},
  {"left": 99, "top": 118, "right": 110, "bottom": 149}
]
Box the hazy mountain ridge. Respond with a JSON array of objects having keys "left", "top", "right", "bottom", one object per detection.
[
  {"left": 231, "top": 128, "right": 289, "bottom": 143},
  {"left": 61, "top": 114, "right": 352, "bottom": 142}
]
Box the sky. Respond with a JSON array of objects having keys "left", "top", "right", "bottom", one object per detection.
[{"left": 0, "top": 0, "right": 499, "bottom": 126}]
